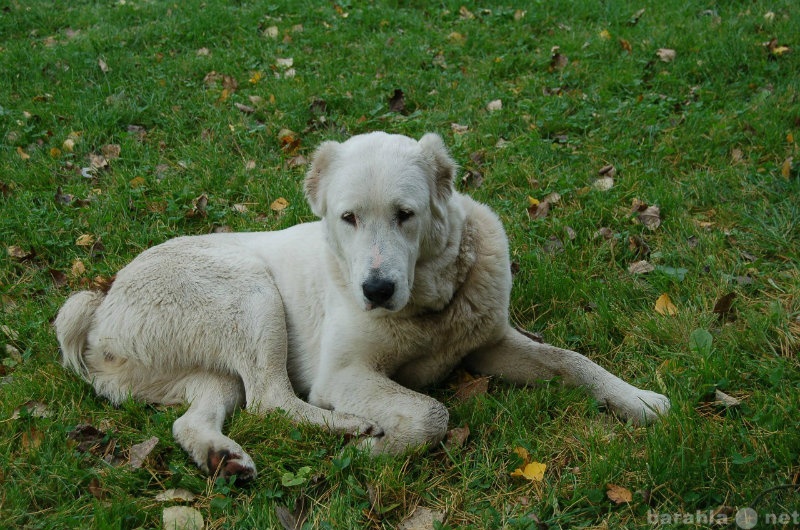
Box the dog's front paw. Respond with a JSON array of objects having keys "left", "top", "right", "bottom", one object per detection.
[
  {"left": 206, "top": 448, "right": 257, "bottom": 482},
  {"left": 608, "top": 388, "right": 670, "bottom": 425}
]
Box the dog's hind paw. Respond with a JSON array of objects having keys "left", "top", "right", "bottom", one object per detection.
[
  {"left": 609, "top": 388, "right": 671, "bottom": 425},
  {"left": 207, "top": 448, "right": 257, "bottom": 482}
]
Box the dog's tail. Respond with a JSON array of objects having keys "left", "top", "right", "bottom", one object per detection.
[{"left": 54, "top": 291, "right": 105, "bottom": 377}]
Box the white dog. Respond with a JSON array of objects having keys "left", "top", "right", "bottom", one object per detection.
[{"left": 55, "top": 132, "right": 669, "bottom": 480}]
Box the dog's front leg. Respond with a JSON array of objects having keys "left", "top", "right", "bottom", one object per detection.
[
  {"left": 464, "top": 327, "right": 670, "bottom": 424},
  {"left": 309, "top": 365, "right": 449, "bottom": 455}
]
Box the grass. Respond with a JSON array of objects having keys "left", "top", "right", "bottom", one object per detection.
[{"left": 1, "top": 0, "right": 798, "bottom": 528}]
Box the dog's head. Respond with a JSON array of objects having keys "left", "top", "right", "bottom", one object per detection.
[{"left": 304, "top": 132, "right": 456, "bottom": 312}]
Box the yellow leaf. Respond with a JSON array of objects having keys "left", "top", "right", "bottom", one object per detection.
[
  {"left": 787, "top": 132, "right": 794, "bottom": 144},
  {"left": 270, "top": 197, "right": 289, "bottom": 212},
  {"left": 527, "top": 196, "right": 540, "bottom": 207},
  {"left": 511, "top": 462, "right": 547, "bottom": 481},
  {"left": 781, "top": 157, "right": 792, "bottom": 179},
  {"left": 513, "top": 446, "right": 530, "bottom": 463},
  {"left": 249, "top": 71, "right": 263, "bottom": 84},
  {"left": 16, "top": 147, "right": 30, "bottom": 160},
  {"left": 50, "top": 147, "right": 62, "bottom": 158},
  {"left": 75, "top": 234, "right": 95, "bottom": 247},
  {"left": 599, "top": 29, "right": 611, "bottom": 40},
  {"left": 655, "top": 293, "right": 678, "bottom": 316},
  {"left": 129, "top": 176, "right": 146, "bottom": 188}
]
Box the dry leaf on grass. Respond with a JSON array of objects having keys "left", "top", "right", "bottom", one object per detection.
[
  {"left": 628, "top": 260, "right": 655, "bottom": 274},
  {"left": 607, "top": 483, "right": 633, "bottom": 504},
  {"left": 7, "top": 245, "right": 35, "bottom": 261},
  {"left": 11, "top": 401, "right": 51, "bottom": 419},
  {"left": 155, "top": 488, "right": 196, "bottom": 502},
  {"left": 129, "top": 436, "right": 159, "bottom": 469},
  {"left": 657, "top": 48, "right": 676, "bottom": 62},
  {"left": 637, "top": 205, "right": 662, "bottom": 230},
  {"left": 444, "top": 425, "right": 470, "bottom": 449},
  {"left": 398, "top": 506, "right": 445, "bottom": 530},
  {"left": 163, "top": 506, "right": 203, "bottom": 530},
  {"left": 271, "top": 197, "right": 290, "bottom": 213},
  {"left": 655, "top": 293, "right": 678, "bottom": 316},
  {"left": 486, "top": 99, "right": 502, "bottom": 112},
  {"left": 389, "top": 89, "right": 406, "bottom": 113},
  {"left": 454, "top": 374, "right": 490, "bottom": 402}
]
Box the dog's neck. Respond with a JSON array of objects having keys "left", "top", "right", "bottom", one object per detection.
[{"left": 403, "top": 196, "right": 477, "bottom": 315}]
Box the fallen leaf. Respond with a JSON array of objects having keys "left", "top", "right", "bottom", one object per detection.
[
  {"left": 186, "top": 194, "right": 208, "bottom": 218},
  {"left": 594, "top": 227, "right": 614, "bottom": 240},
  {"left": 637, "top": 205, "right": 661, "bottom": 230},
  {"left": 50, "top": 269, "right": 68, "bottom": 287},
  {"left": 129, "top": 176, "right": 146, "bottom": 188},
  {"left": 486, "top": 99, "right": 502, "bottom": 112},
  {"left": 599, "top": 29, "right": 612, "bottom": 40},
  {"left": 87, "top": 477, "right": 106, "bottom": 499},
  {"left": 607, "top": 484, "right": 633, "bottom": 504},
  {"left": 713, "top": 292, "right": 736, "bottom": 318},
  {"left": 450, "top": 123, "right": 469, "bottom": 134},
  {"left": 598, "top": 164, "right": 617, "bottom": 177},
  {"left": 129, "top": 436, "right": 159, "bottom": 469},
  {"left": 21, "top": 427, "right": 45, "bottom": 452},
  {"left": 232, "top": 203, "right": 249, "bottom": 213},
  {"left": 271, "top": 197, "right": 290, "bottom": 212},
  {"left": 234, "top": 102, "right": 256, "bottom": 114},
  {"left": 275, "top": 498, "right": 309, "bottom": 530},
  {"left": 11, "top": 401, "right": 51, "bottom": 419},
  {"left": 389, "top": 88, "right": 406, "bottom": 113},
  {"left": 88, "top": 153, "right": 108, "bottom": 170},
  {"left": 628, "top": 260, "right": 655, "bottom": 274},
  {"left": 543, "top": 235, "right": 564, "bottom": 254},
  {"left": 398, "top": 506, "right": 445, "bottom": 530},
  {"left": 444, "top": 425, "right": 470, "bottom": 450},
  {"left": 461, "top": 169, "right": 483, "bottom": 189},
  {"left": 276, "top": 57, "right": 294, "bottom": 68},
  {"left": 628, "top": 235, "right": 651, "bottom": 257},
  {"left": 278, "top": 129, "right": 301, "bottom": 153},
  {"left": 163, "top": 506, "right": 203, "bottom": 530},
  {"left": 527, "top": 197, "right": 550, "bottom": 220},
  {"left": 656, "top": 48, "right": 676, "bottom": 62},
  {"left": 264, "top": 26, "right": 279, "bottom": 39},
  {"left": 196, "top": 47, "right": 210, "bottom": 56},
  {"left": 7, "top": 245, "right": 34, "bottom": 261},
  {"left": 514, "top": 446, "right": 530, "bottom": 463},
  {"left": 155, "top": 488, "right": 197, "bottom": 502},
  {"left": 781, "top": 157, "right": 793, "bottom": 179},
  {"left": 98, "top": 57, "right": 110, "bottom": 73},
  {"left": 629, "top": 8, "right": 646, "bottom": 25},
  {"left": 655, "top": 293, "right": 678, "bottom": 316},
  {"left": 630, "top": 198, "right": 648, "bottom": 213},
  {"left": 619, "top": 39, "right": 632, "bottom": 54},
  {"left": 593, "top": 176, "right": 614, "bottom": 191},
  {"left": 101, "top": 144, "right": 121, "bottom": 159},
  {"left": 75, "top": 234, "right": 95, "bottom": 247},
  {"left": 549, "top": 46, "right": 568, "bottom": 71},
  {"left": 454, "top": 374, "right": 490, "bottom": 402},
  {"left": 71, "top": 259, "right": 86, "bottom": 278},
  {"left": 16, "top": 147, "right": 30, "bottom": 160},
  {"left": 458, "top": 6, "right": 475, "bottom": 19},
  {"left": 245, "top": 160, "right": 257, "bottom": 171},
  {"left": 511, "top": 462, "right": 547, "bottom": 482},
  {"left": 286, "top": 155, "right": 308, "bottom": 168}
]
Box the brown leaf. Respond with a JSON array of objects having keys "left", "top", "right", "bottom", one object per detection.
[
  {"left": 49, "top": 269, "right": 68, "bottom": 287},
  {"left": 444, "top": 425, "right": 470, "bottom": 450},
  {"left": 527, "top": 200, "right": 550, "bottom": 220},
  {"left": 389, "top": 88, "right": 406, "bottom": 113},
  {"left": 21, "top": 427, "right": 45, "bottom": 452},
  {"left": 543, "top": 235, "right": 564, "bottom": 254},
  {"left": 88, "top": 477, "right": 106, "bottom": 500},
  {"left": 75, "top": 234, "right": 95, "bottom": 247},
  {"left": 186, "top": 194, "right": 208, "bottom": 218},
  {"left": 278, "top": 129, "right": 301, "bottom": 153},
  {"left": 619, "top": 39, "right": 632, "bottom": 54},
  {"left": 630, "top": 198, "right": 648, "bottom": 213},
  {"left": 454, "top": 375, "right": 490, "bottom": 402},
  {"left": 286, "top": 155, "right": 308, "bottom": 169},
  {"left": 549, "top": 46, "right": 568, "bottom": 71},
  {"left": 101, "top": 144, "right": 121, "bottom": 160},
  {"left": 275, "top": 498, "right": 308, "bottom": 530},
  {"left": 7, "top": 245, "right": 35, "bottom": 261},
  {"left": 271, "top": 197, "right": 290, "bottom": 213},
  {"left": 654, "top": 293, "right": 678, "bottom": 316},
  {"left": 598, "top": 164, "right": 617, "bottom": 177},
  {"left": 594, "top": 227, "right": 614, "bottom": 240},
  {"left": 129, "top": 436, "right": 159, "bottom": 469},
  {"left": 628, "top": 235, "right": 650, "bottom": 258},
  {"left": 713, "top": 292, "right": 736, "bottom": 317},
  {"left": 607, "top": 484, "right": 633, "bottom": 504}
]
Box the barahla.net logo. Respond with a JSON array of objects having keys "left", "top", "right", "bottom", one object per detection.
[{"left": 648, "top": 508, "right": 800, "bottom": 528}]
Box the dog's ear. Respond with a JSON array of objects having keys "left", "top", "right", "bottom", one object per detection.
[
  {"left": 418, "top": 133, "right": 456, "bottom": 203},
  {"left": 304, "top": 140, "right": 339, "bottom": 217}
]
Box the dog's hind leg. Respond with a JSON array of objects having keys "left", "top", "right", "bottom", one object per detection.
[{"left": 171, "top": 372, "right": 255, "bottom": 480}]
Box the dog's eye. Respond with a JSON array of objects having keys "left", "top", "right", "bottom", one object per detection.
[
  {"left": 397, "top": 209, "right": 414, "bottom": 224},
  {"left": 341, "top": 212, "right": 357, "bottom": 226}
]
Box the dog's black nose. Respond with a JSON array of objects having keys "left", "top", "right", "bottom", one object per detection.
[{"left": 362, "top": 277, "right": 395, "bottom": 306}]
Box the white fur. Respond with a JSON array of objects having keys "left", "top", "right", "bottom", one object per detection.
[{"left": 55, "top": 132, "right": 669, "bottom": 479}]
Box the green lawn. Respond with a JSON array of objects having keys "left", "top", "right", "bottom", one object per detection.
[{"left": 1, "top": 1, "right": 798, "bottom": 528}]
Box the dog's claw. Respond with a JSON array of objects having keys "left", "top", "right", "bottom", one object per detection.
[{"left": 207, "top": 448, "right": 257, "bottom": 482}]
